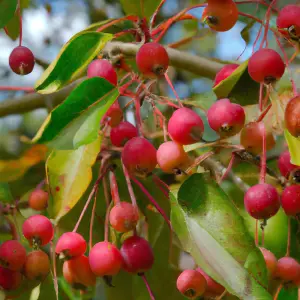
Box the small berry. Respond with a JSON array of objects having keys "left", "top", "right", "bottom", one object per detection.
[
  {"left": 109, "top": 202, "right": 139, "bottom": 233},
  {"left": 275, "top": 257, "right": 300, "bottom": 282},
  {"left": 120, "top": 236, "right": 154, "bottom": 274},
  {"left": 248, "top": 49, "right": 285, "bottom": 84},
  {"left": 0, "top": 240, "right": 26, "bottom": 271},
  {"left": 121, "top": 137, "right": 157, "bottom": 177},
  {"left": 0, "top": 266, "right": 22, "bottom": 290},
  {"left": 281, "top": 185, "right": 300, "bottom": 217},
  {"left": 102, "top": 102, "right": 123, "bottom": 128},
  {"left": 213, "top": 64, "right": 239, "bottom": 87},
  {"left": 110, "top": 121, "right": 138, "bottom": 147},
  {"left": 260, "top": 248, "right": 277, "bottom": 278},
  {"left": 207, "top": 99, "right": 245, "bottom": 138},
  {"left": 55, "top": 232, "right": 87, "bottom": 259},
  {"left": 176, "top": 269, "right": 207, "bottom": 299},
  {"left": 9, "top": 46, "right": 35, "bottom": 75},
  {"left": 277, "top": 5, "right": 300, "bottom": 41},
  {"left": 89, "top": 241, "right": 123, "bottom": 276},
  {"left": 22, "top": 215, "right": 54, "bottom": 247},
  {"left": 285, "top": 96, "right": 300, "bottom": 138},
  {"left": 28, "top": 189, "right": 48, "bottom": 211},
  {"left": 156, "top": 141, "right": 189, "bottom": 174},
  {"left": 63, "top": 255, "right": 96, "bottom": 288},
  {"left": 87, "top": 59, "right": 118, "bottom": 86},
  {"left": 136, "top": 42, "right": 169, "bottom": 77},
  {"left": 168, "top": 108, "right": 204, "bottom": 145},
  {"left": 24, "top": 250, "right": 50, "bottom": 281},
  {"left": 244, "top": 183, "right": 280, "bottom": 220},
  {"left": 240, "top": 122, "right": 275, "bottom": 155},
  {"left": 278, "top": 150, "right": 297, "bottom": 178}
]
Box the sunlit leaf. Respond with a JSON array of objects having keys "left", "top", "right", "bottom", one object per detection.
[
  {"left": 284, "top": 129, "right": 300, "bottom": 166},
  {"left": 120, "top": 0, "right": 161, "bottom": 19},
  {"left": 0, "top": 0, "right": 17, "bottom": 30}
]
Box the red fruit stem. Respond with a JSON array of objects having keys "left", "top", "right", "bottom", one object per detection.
[
  {"left": 104, "top": 201, "right": 114, "bottom": 242},
  {"left": 141, "top": 274, "right": 156, "bottom": 300},
  {"left": 259, "top": 83, "right": 264, "bottom": 112},
  {"left": 256, "top": 103, "right": 272, "bottom": 122},
  {"left": 50, "top": 241, "right": 59, "bottom": 300},
  {"left": 150, "top": 0, "right": 166, "bottom": 30},
  {"left": 187, "top": 151, "right": 214, "bottom": 174},
  {"left": 274, "top": 283, "right": 282, "bottom": 300},
  {"left": 36, "top": 179, "right": 46, "bottom": 190},
  {"left": 109, "top": 170, "right": 121, "bottom": 205},
  {"left": 96, "top": 16, "right": 137, "bottom": 33},
  {"left": 134, "top": 89, "right": 143, "bottom": 136},
  {"left": 253, "top": 22, "right": 264, "bottom": 53},
  {"left": 18, "top": 0, "right": 22, "bottom": 46},
  {"left": 285, "top": 217, "right": 291, "bottom": 257},
  {"left": 103, "top": 175, "right": 110, "bottom": 208},
  {"left": 158, "top": 96, "right": 181, "bottom": 109},
  {"left": 152, "top": 173, "right": 170, "bottom": 194},
  {"left": 235, "top": 1, "right": 279, "bottom": 12},
  {"left": 261, "top": 225, "right": 265, "bottom": 246},
  {"left": 0, "top": 86, "right": 34, "bottom": 92},
  {"left": 216, "top": 290, "right": 227, "bottom": 300},
  {"left": 4, "top": 216, "right": 18, "bottom": 240},
  {"left": 121, "top": 162, "right": 138, "bottom": 208},
  {"left": 152, "top": 176, "right": 169, "bottom": 199},
  {"left": 164, "top": 73, "right": 183, "bottom": 107},
  {"left": 255, "top": 220, "right": 259, "bottom": 246},
  {"left": 113, "top": 29, "right": 137, "bottom": 39},
  {"left": 259, "top": 123, "right": 267, "bottom": 184},
  {"left": 218, "top": 153, "right": 236, "bottom": 184}
]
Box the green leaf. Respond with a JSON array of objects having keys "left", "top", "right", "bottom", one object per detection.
[
  {"left": 284, "top": 129, "right": 300, "bottom": 166},
  {"left": 46, "top": 137, "right": 101, "bottom": 222},
  {"left": 0, "top": 0, "right": 17, "bottom": 30},
  {"left": 0, "top": 183, "right": 13, "bottom": 203},
  {"left": 32, "top": 77, "right": 119, "bottom": 150},
  {"left": 241, "top": 20, "right": 256, "bottom": 45},
  {"left": 213, "top": 60, "right": 260, "bottom": 106},
  {"left": 171, "top": 173, "right": 271, "bottom": 299},
  {"left": 120, "top": 0, "right": 161, "bottom": 19},
  {"left": 35, "top": 32, "right": 113, "bottom": 94}
]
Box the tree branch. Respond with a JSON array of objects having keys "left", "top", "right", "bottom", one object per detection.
[{"left": 0, "top": 42, "right": 223, "bottom": 117}]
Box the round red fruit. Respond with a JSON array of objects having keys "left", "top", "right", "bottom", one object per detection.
[
  {"left": 110, "top": 121, "right": 138, "bottom": 147},
  {"left": 168, "top": 108, "right": 204, "bottom": 145},
  {"left": 275, "top": 257, "right": 300, "bottom": 282},
  {"left": 102, "top": 102, "right": 123, "bottom": 128},
  {"left": 136, "top": 42, "right": 169, "bottom": 77},
  {"left": 278, "top": 150, "right": 297, "bottom": 178},
  {"left": 248, "top": 48, "right": 285, "bottom": 84},
  {"left": 89, "top": 241, "right": 123, "bottom": 276},
  {"left": 213, "top": 64, "right": 239, "bottom": 87},
  {"left": 260, "top": 248, "right": 277, "bottom": 278},
  {"left": 24, "top": 250, "right": 50, "bottom": 281},
  {"left": 285, "top": 96, "right": 300, "bottom": 138},
  {"left": 207, "top": 99, "right": 245, "bottom": 137},
  {"left": 22, "top": 215, "right": 54, "bottom": 247},
  {"left": 277, "top": 5, "right": 300, "bottom": 40},
  {"left": 120, "top": 236, "right": 154, "bottom": 274},
  {"left": 9, "top": 46, "right": 35, "bottom": 75},
  {"left": 244, "top": 183, "right": 280, "bottom": 220},
  {"left": 55, "top": 232, "right": 87, "bottom": 259},
  {"left": 109, "top": 202, "right": 139, "bottom": 233},
  {"left": 87, "top": 59, "right": 118, "bottom": 86},
  {"left": 28, "top": 189, "right": 48, "bottom": 211},
  {"left": 0, "top": 240, "right": 26, "bottom": 271},
  {"left": 176, "top": 269, "right": 207, "bottom": 299},
  {"left": 0, "top": 266, "right": 22, "bottom": 290},
  {"left": 281, "top": 185, "right": 300, "bottom": 217}
]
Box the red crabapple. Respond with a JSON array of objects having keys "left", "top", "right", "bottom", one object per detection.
[
  {"left": 0, "top": 240, "right": 26, "bottom": 271},
  {"left": 168, "top": 108, "right": 204, "bottom": 145},
  {"left": 55, "top": 232, "right": 87, "bottom": 259},
  {"left": 213, "top": 64, "right": 239, "bottom": 87},
  {"left": 136, "top": 42, "right": 169, "bottom": 77},
  {"left": 120, "top": 236, "right": 154, "bottom": 274},
  {"left": 275, "top": 257, "right": 300, "bottom": 282},
  {"left": 207, "top": 99, "right": 245, "bottom": 138},
  {"left": 109, "top": 202, "right": 139, "bottom": 233},
  {"left": 121, "top": 137, "right": 157, "bottom": 177},
  {"left": 87, "top": 59, "right": 118, "bottom": 86},
  {"left": 278, "top": 150, "right": 297, "bottom": 178},
  {"left": 102, "top": 102, "right": 123, "bottom": 128},
  {"left": 176, "top": 269, "right": 207, "bottom": 299},
  {"left": 248, "top": 49, "right": 285, "bottom": 84},
  {"left": 89, "top": 241, "right": 123, "bottom": 276},
  {"left": 260, "top": 248, "right": 277, "bottom": 278},
  {"left": 277, "top": 5, "right": 300, "bottom": 41},
  {"left": 110, "top": 121, "right": 138, "bottom": 147},
  {"left": 285, "top": 96, "right": 300, "bottom": 138},
  {"left": 9, "top": 46, "right": 35, "bottom": 75},
  {"left": 0, "top": 266, "right": 22, "bottom": 290},
  {"left": 24, "top": 250, "right": 50, "bottom": 281},
  {"left": 281, "top": 185, "right": 300, "bottom": 217},
  {"left": 22, "top": 215, "right": 54, "bottom": 247},
  {"left": 28, "top": 189, "right": 48, "bottom": 211},
  {"left": 244, "top": 183, "right": 280, "bottom": 220},
  {"left": 240, "top": 122, "right": 275, "bottom": 155},
  {"left": 156, "top": 141, "right": 189, "bottom": 174}
]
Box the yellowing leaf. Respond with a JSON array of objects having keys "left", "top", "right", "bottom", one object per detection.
[{"left": 284, "top": 129, "right": 300, "bottom": 166}]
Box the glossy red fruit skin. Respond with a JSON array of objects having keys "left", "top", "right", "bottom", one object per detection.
[
  {"left": 89, "top": 241, "right": 123, "bottom": 276},
  {"left": 168, "top": 108, "right": 204, "bottom": 145},
  {"left": 28, "top": 189, "right": 48, "bottom": 211},
  {"left": 136, "top": 42, "right": 169, "bottom": 77},
  {"left": 63, "top": 255, "right": 96, "bottom": 287},
  {"left": 87, "top": 59, "right": 118, "bottom": 86},
  {"left": 121, "top": 137, "right": 157, "bottom": 177},
  {"left": 275, "top": 257, "right": 300, "bottom": 282},
  {"left": 281, "top": 185, "right": 300, "bottom": 216},
  {"left": 207, "top": 99, "right": 245, "bottom": 137},
  {"left": 156, "top": 141, "right": 189, "bottom": 174},
  {"left": 0, "top": 240, "right": 26, "bottom": 271},
  {"left": 176, "top": 269, "right": 207, "bottom": 299},
  {"left": 102, "top": 102, "right": 123, "bottom": 128},
  {"left": 213, "top": 64, "right": 239, "bottom": 87},
  {"left": 260, "top": 248, "right": 277, "bottom": 278},
  {"left": 110, "top": 121, "right": 138, "bottom": 147},
  {"left": 9, "top": 46, "right": 35, "bottom": 75},
  {"left": 244, "top": 183, "right": 280, "bottom": 220},
  {"left": 22, "top": 215, "right": 54, "bottom": 246},
  {"left": 24, "top": 250, "right": 50, "bottom": 281},
  {"left": 285, "top": 96, "right": 300, "bottom": 138},
  {"left": 248, "top": 49, "right": 285, "bottom": 84},
  {"left": 0, "top": 266, "right": 22, "bottom": 290},
  {"left": 109, "top": 202, "right": 139, "bottom": 233},
  {"left": 240, "top": 122, "right": 275, "bottom": 155},
  {"left": 55, "top": 232, "right": 87, "bottom": 259},
  {"left": 196, "top": 268, "right": 225, "bottom": 297},
  {"left": 278, "top": 150, "right": 297, "bottom": 178},
  {"left": 120, "top": 236, "right": 154, "bottom": 274}
]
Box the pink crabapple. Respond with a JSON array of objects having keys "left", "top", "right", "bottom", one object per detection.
[
  {"left": 278, "top": 150, "right": 297, "bottom": 178},
  {"left": 24, "top": 250, "right": 50, "bottom": 281},
  {"left": 259, "top": 248, "right": 277, "bottom": 278},
  {"left": 275, "top": 257, "right": 300, "bottom": 282},
  {"left": 281, "top": 185, "right": 300, "bottom": 217},
  {"left": 28, "top": 189, "right": 49, "bottom": 211},
  {"left": 0, "top": 240, "right": 26, "bottom": 271},
  {"left": 110, "top": 121, "right": 138, "bottom": 147},
  {"left": 213, "top": 64, "right": 239, "bottom": 87},
  {"left": 285, "top": 96, "right": 300, "bottom": 138},
  {"left": 0, "top": 266, "right": 22, "bottom": 290},
  {"left": 9, "top": 46, "right": 35, "bottom": 75},
  {"left": 102, "top": 101, "right": 123, "bottom": 128},
  {"left": 277, "top": 5, "right": 300, "bottom": 41}
]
